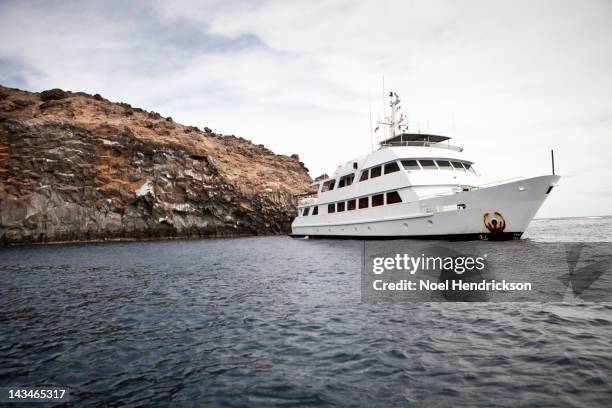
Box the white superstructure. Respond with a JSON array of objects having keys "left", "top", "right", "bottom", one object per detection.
[{"left": 291, "top": 92, "right": 559, "bottom": 240}]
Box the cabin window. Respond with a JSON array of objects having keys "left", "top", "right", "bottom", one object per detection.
[
  {"left": 419, "top": 160, "right": 437, "bottom": 170},
  {"left": 353, "top": 162, "right": 358, "bottom": 169},
  {"left": 322, "top": 179, "right": 336, "bottom": 192},
  {"left": 463, "top": 163, "right": 477, "bottom": 174},
  {"left": 370, "top": 166, "right": 382, "bottom": 178},
  {"left": 303, "top": 207, "right": 310, "bottom": 216},
  {"left": 338, "top": 173, "right": 354, "bottom": 188},
  {"left": 384, "top": 162, "right": 400, "bottom": 174},
  {"left": 359, "top": 170, "right": 369, "bottom": 181},
  {"left": 312, "top": 206, "right": 318, "bottom": 215},
  {"left": 401, "top": 160, "right": 420, "bottom": 170},
  {"left": 436, "top": 160, "right": 453, "bottom": 169},
  {"left": 337, "top": 202, "right": 345, "bottom": 212},
  {"left": 451, "top": 161, "right": 466, "bottom": 171},
  {"left": 386, "top": 191, "right": 402, "bottom": 204},
  {"left": 358, "top": 197, "right": 369, "bottom": 209},
  {"left": 372, "top": 194, "right": 384, "bottom": 207},
  {"left": 328, "top": 203, "right": 335, "bottom": 213},
  {"left": 347, "top": 199, "right": 356, "bottom": 211}
]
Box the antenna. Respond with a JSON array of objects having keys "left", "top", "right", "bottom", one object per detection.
[
  {"left": 551, "top": 149, "right": 555, "bottom": 175},
  {"left": 369, "top": 104, "right": 374, "bottom": 153},
  {"left": 381, "top": 76, "right": 386, "bottom": 141}
]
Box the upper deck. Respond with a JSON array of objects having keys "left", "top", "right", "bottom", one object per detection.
[
  {"left": 297, "top": 92, "right": 480, "bottom": 206},
  {"left": 379, "top": 133, "right": 463, "bottom": 152}
]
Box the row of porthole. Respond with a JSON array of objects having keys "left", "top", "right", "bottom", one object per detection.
[
  {"left": 314, "top": 226, "right": 374, "bottom": 233},
  {"left": 310, "top": 219, "right": 434, "bottom": 233},
  {"left": 301, "top": 191, "right": 403, "bottom": 217}
]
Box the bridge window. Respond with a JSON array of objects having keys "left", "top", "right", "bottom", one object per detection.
[
  {"left": 321, "top": 179, "right": 336, "bottom": 192},
  {"left": 338, "top": 173, "right": 354, "bottom": 188},
  {"left": 303, "top": 207, "right": 310, "bottom": 216},
  {"left": 436, "top": 160, "right": 453, "bottom": 169},
  {"left": 359, "top": 170, "right": 369, "bottom": 181},
  {"left": 384, "top": 162, "right": 400, "bottom": 174},
  {"left": 418, "top": 160, "right": 437, "bottom": 170},
  {"left": 401, "top": 160, "right": 420, "bottom": 170},
  {"left": 386, "top": 191, "right": 402, "bottom": 204},
  {"left": 312, "top": 206, "right": 318, "bottom": 215},
  {"left": 370, "top": 166, "right": 382, "bottom": 178},
  {"left": 328, "top": 203, "right": 335, "bottom": 213},
  {"left": 372, "top": 194, "right": 384, "bottom": 207},
  {"left": 337, "top": 202, "right": 345, "bottom": 212},
  {"left": 358, "top": 197, "right": 369, "bottom": 209},
  {"left": 347, "top": 199, "right": 356, "bottom": 211},
  {"left": 463, "top": 163, "right": 477, "bottom": 174},
  {"left": 451, "top": 161, "right": 466, "bottom": 171}
]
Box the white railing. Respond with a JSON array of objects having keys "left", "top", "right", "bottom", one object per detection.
[
  {"left": 418, "top": 177, "right": 525, "bottom": 200},
  {"left": 298, "top": 194, "right": 318, "bottom": 206},
  {"left": 474, "top": 177, "right": 524, "bottom": 188},
  {"left": 379, "top": 141, "right": 463, "bottom": 152},
  {"left": 418, "top": 190, "right": 464, "bottom": 200}
]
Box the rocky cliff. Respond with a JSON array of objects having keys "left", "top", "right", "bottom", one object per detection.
[{"left": 0, "top": 85, "right": 312, "bottom": 244}]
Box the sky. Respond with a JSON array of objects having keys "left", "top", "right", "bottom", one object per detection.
[{"left": 0, "top": 0, "right": 611, "bottom": 218}]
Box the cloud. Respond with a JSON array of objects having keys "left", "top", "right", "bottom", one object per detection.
[
  {"left": 0, "top": 57, "right": 41, "bottom": 89},
  {"left": 0, "top": 0, "right": 611, "bottom": 217}
]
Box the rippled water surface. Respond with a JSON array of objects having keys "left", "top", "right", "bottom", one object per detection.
[{"left": 1, "top": 217, "right": 612, "bottom": 407}]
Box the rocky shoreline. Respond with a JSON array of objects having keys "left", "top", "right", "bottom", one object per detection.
[
  {"left": 3, "top": 233, "right": 283, "bottom": 247},
  {"left": 0, "top": 85, "right": 312, "bottom": 245}
]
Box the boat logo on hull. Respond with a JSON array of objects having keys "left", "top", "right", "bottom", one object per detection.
[{"left": 483, "top": 211, "right": 506, "bottom": 236}]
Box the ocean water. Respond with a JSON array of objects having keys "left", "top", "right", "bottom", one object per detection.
[
  {"left": 1, "top": 217, "right": 611, "bottom": 407},
  {"left": 525, "top": 216, "right": 612, "bottom": 242}
]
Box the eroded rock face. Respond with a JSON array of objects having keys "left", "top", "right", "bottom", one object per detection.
[{"left": 0, "top": 85, "right": 312, "bottom": 244}]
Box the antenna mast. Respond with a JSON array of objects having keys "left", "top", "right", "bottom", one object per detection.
[
  {"left": 381, "top": 76, "right": 386, "bottom": 141},
  {"left": 388, "top": 91, "right": 407, "bottom": 137},
  {"left": 369, "top": 104, "right": 374, "bottom": 152},
  {"left": 551, "top": 149, "right": 555, "bottom": 175},
  {"left": 376, "top": 87, "right": 409, "bottom": 144}
]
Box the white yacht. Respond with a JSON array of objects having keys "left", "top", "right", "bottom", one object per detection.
[{"left": 291, "top": 92, "right": 560, "bottom": 240}]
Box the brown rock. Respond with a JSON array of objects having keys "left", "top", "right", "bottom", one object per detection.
[
  {"left": 0, "top": 85, "right": 312, "bottom": 244},
  {"left": 40, "top": 88, "right": 68, "bottom": 101}
]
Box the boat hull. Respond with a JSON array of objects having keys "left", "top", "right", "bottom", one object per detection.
[
  {"left": 290, "top": 175, "right": 559, "bottom": 240},
  {"left": 290, "top": 232, "right": 523, "bottom": 241}
]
